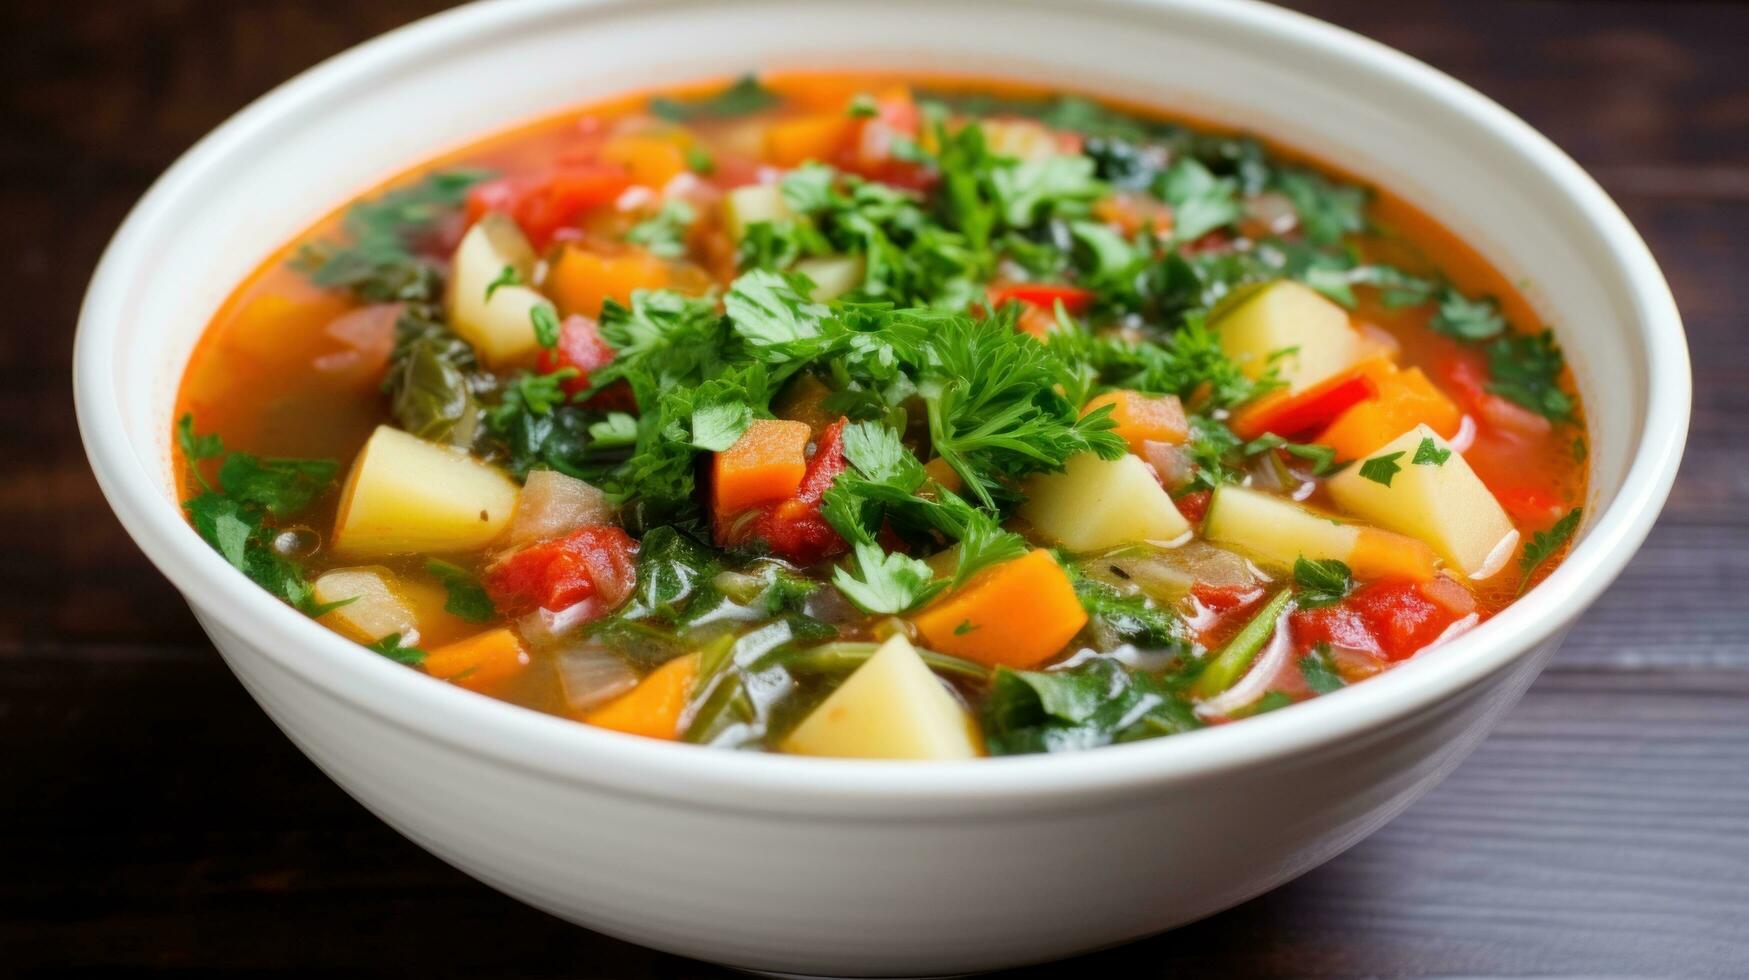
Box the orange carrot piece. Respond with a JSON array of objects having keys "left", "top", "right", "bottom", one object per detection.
[
  {"left": 1082, "top": 390, "right": 1189, "bottom": 452},
  {"left": 922, "top": 456, "right": 963, "bottom": 493},
  {"left": 600, "top": 132, "right": 691, "bottom": 188},
  {"left": 910, "top": 549, "right": 1088, "bottom": 669},
  {"left": 423, "top": 628, "right": 530, "bottom": 692},
  {"left": 1348, "top": 527, "right": 1439, "bottom": 583},
  {"left": 763, "top": 114, "right": 856, "bottom": 166},
  {"left": 584, "top": 653, "right": 699, "bottom": 740},
  {"left": 548, "top": 247, "right": 671, "bottom": 318},
  {"left": 1317, "top": 367, "right": 1462, "bottom": 462},
  {"left": 713, "top": 419, "right": 811, "bottom": 517}
]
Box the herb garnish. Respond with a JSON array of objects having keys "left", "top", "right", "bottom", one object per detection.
[
  {"left": 1518, "top": 507, "right": 1581, "bottom": 593},
  {"left": 1358, "top": 451, "right": 1405, "bottom": 487}
]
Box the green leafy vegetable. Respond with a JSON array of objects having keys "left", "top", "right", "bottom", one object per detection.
[
  {"left": 1518, "top": 507, "right": 1581, "bottom": 593},
  {"left": 1157, "top": 158, "right": 1239, "bottom": 243},
  {"left": 1069, "top": 568, "right": 1185, "bottom": 650},
  {"left": 531, "top": 304, "right": 561, "bottom": 349},
  {"left": 1273, "top": 169, "right": 1369, "bottom": 245},
  {"left": 650, "top": 75, "right": 780, "bottom": 121},
  {"left": 625, "top": 200, "right": 697, "bottom": 258},
  {"left": 1299, "top": 644, "right": 1345, "bottom": 694},
  {"left": 1412, "top": 437, "right": 1451, "bottom": 466},
  {"left": 367, "top": 633, "right": 427, "bottom": 665},
  {"left": 1487, "top": 329, "right": 1574, "bottom": 421},
  {"left": 832, "top": 541, "right": 944, "bottom": 615},
  {"left": 1358, "top": 451, "right": 1405, "bottom": 487},
  {"left": 1430, "top": 288, "right": 1507, "bottom": 341},
  {"left": 425, "top": 560, "right": 496, "bottom": 623},
  {"left": 1292, "top": 557, "right": 1352, "bottom": 609},
  {"left": 292, "top": 169, "right": 490, "bottom": 302},
  {"left": 982, "top": 658, "right": 1201, "bottom": 755}
]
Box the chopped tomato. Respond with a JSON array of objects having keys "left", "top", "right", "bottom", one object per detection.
[
  {"left": 466, "top": 163, "right": 633, "bottom": 249},
  {"left": 486, "top": 524, "right": 638, "bottom": 616},
  {"left": 742, "top": 417, "right": 851, "bottom": 566},
  {"left": 1493, "top": 483, "right": 1568, "bottom": 526},
  {"left": 1290, "top": 580, "right": 1462, "bottom": 662},
  {"left": 1190, "top": 581, "right": 1259, "bottom": 613},
  {"left": 1175, "top": 489, "right": 1212, "bottom": 525},
  {"left": 537, "top": 315, "right": 615, "bottom": 392},
  {"left": 987, "top": 283, "right": 1096, "bottom": 316},
  {"left": 839, "top": 88, "right": 933, "bottom": 189}
]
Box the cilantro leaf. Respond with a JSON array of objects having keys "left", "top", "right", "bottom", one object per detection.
[
  {"left": 1292, "top": 556, "right": 1352, "bottom": 608},
  {"left": 1412, "top": 437, "right": 1451, "bottom": 466},
  {"left": 217, "top": 454, "right": 339, "bottom": 518},
  {"left": 1273, "top": 169, "right": 1369, "bottom": 245},
  {"left": 1358, "top": 451, "right": 1405, "bottom": 486},
  {"left": 177, "top": 413, "right": 224, "bottom": 461},
  {"left": 949, "top": 512, "right": 1029, "bottom": 591},
  {"left": 1299, "top": 644, "right": 1345, "bottom": 693},
  {"left": 292, "top": 169, "right": 491, "bottom": 302},
  {"left": 1156, "top": 158, "right": 1239, "bottom": 243},
  {"left": 1431, "top": 288, "right": 1507, "bottom": 341},
  {"left": 483, "top": 264, "right": 521, "bottom": 302},
  {"left": 1518, "top": 507, "right": 1581, "bottom": 593},
  {"left": 649, "top": 75, "right": 779, "bottom": 121},
  {"left": 625, "top": 200, "right": 697, "bottom": 258},
  {"left": 1487, "top": 329, "right": 1574, "bottom": 422},
  {"left": 531, "top": 303, "right": 561, "bottom": 349},
  {"left": 367, "top": 633, "right": 427, "bottom": 665},
  {"left": 831, "top": 541, "right": 945, "bottom": 615},
  {"left": 425, "top": 560, "right": 496, "bottom": 623}
]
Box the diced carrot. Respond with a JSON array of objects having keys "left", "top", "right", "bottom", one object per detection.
[
  {"left": 1229, "top": 358, "right": 1393, "bottom": 441},
  {"left": 423, "top": 628, "right": 530, "bottom": 692},
  {"left": 548, "top": 246, "right": 671, "bottom": 318},
  {"left": 1082, "top": 390, "right": 1189, "bottom": 452},
  {"left": 600, "top": 132, "right": 691, "bottom": 189},
  {"left": 910, "top": 549, "right": 1088, "bottom": 669},
  {"left": 1316, "top": 366, "right": 1463, "bottom": 461},
  {"left": 764, "top": 114, "right": 857, "bottom": 166},
  {"left": 922, "top": 456, "right": 962, "bottom": 493},
  {"left": 713, "top": 419, "right": 811, "bottom": 517},
  {"left": 772, "top": 374, "right": 838, "bottom": 435},
  {"left": 584, "top": 653, "right": 699, "bottom": 740},
  {"left": 1348, "top": 527, "right": 1438, "bottom": 583}
]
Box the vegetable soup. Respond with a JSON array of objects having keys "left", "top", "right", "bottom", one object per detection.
[{"left": 175, "top": 74, "right": 1586, "bottom": 758}]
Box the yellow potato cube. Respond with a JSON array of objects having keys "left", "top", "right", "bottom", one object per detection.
[
  {"left": 1215, "top": 280, "right": 1362, "bottom": 393},
  {"left": 1020, "top": 453, "right": 1190, "bottom": 553},
  {"left": 332, "top": 426, "right": 520, "bottom": 558},
  {"left": 1203, "top": 486, "right": 1360, "bottom": 569},
  {"left": 782, "top": 635, "right": 982, "bottom": 760},
  {"left": 446, "top": 212, "right": 554, "bottom": 367},
  {"left": 1326, "top": 424, "right": 1519, "bottom": 578}
]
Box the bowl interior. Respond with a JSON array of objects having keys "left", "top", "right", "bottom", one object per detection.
[{"left": 77, "top": 0, "right": 1686, "bottom": 799}]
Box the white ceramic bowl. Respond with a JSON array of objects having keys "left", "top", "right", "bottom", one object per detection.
[{"left": 75, "top": 0, "right": 1688, "bottom": 974}]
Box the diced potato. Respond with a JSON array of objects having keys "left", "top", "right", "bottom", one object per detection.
[
  {"left": 782, "top": 635, "right": 982, "bottom": 760},
  {"left": 1203, "top": 486, "right": 1438, "bottom": 581},
  {"left": 1214, "top": 280, "right": 1362, "bottom": 393},
  {"left": 332, "top": 425, "right": 520, "bottom": 558},
  {"left": 1326, "top": 424, "right": 1520, "bottom": 578},
  {"left": 793, "top": 254, "right": 865, "bottom": 301},
  {"left": 723, "top": 184, "right": 792, "bottom": 242},
  {"left": 1204, "top": 485, "right": 1361, "bottom": 568},
  {"left": 980, "top": 119, "right": 1068, "bottom": 161},
  {"left": 1020, "top": 453, "right": 1190, "bottom": 553},
  {"left": 314, "top": 566, "right": 419, "bottom": 644},
  {"left": 446, "top": 212, "right": 554, "bottom": 366},
  {"left": 506, "top": 470, "right": 612, "bottom": 547}
]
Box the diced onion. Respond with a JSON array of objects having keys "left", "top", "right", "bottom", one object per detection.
[
  {"left": 506, "top": 470, "right": 612, "bottom": 548},
  {"left": 555, "top": 645, "right": 639, "bottom": 712},
  {"left": 1242, "top": 191, "right": 1298, "bottom": 236},
  {"left": 1141, "top": 440, "right": 1194, "bottom": 490},
  {"left": 1086, "top": 541, "right": 1259, "bottom": 604}
]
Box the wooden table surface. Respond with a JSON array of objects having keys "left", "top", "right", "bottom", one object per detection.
[{"left": 4, "top": 1, "right": 1744, "bottom": 975}]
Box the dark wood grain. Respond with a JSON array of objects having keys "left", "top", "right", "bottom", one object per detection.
[{"left": 2, "top": 0, "right": 1745, "bottom": 976}]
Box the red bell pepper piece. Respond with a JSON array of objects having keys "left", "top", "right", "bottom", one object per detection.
[
  {"left": 1229, "top": 363, "right": 1385, "bottom": 441},
  {"left": 987, "top": 283, "right": 1097, "bottom": 316}
]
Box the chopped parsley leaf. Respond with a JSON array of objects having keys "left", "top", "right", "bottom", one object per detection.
[{"left": 1358, "top": 451, "right": 1405, "bottom": 486}]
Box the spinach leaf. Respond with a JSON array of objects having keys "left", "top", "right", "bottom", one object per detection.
[
  {"left": 982, "top": 658, "right": 1201, "bottom": 755},
  {"left": 1292, "top": 557, "right": 1352, "bottom": 609},
  {"left": 425, "top": 560, "right": 496, "bottom": 623},
  {"left": 1487, "top": 329, "right": 1574, "bottom": 422},
  {"left": 292, "top": 169, "right": 490, "bottom": 302}
]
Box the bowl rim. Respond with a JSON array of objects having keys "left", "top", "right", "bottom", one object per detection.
[{"left": 74, "top": 0, "right": 1689, "bottom": 813}]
